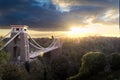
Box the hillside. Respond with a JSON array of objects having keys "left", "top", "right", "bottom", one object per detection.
[{"left": 0, "top": 36, "right": 120, "bottom": 80}]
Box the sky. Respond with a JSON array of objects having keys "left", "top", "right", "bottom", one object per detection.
[{"left": 0, "top": 0, "right": 119, "bottom": 37}]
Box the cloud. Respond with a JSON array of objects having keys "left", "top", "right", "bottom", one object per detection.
[
  {"left": 0, "top": 0, "right": 119, "bottom": 30},
  {"left": 52, "top": 0, "right": 119, "bottom": 11},
  {"left": 0, "top": 0, "right": 62, "bottom": 28},
  {"left": 53, "top": 0, "right": 119, "bottom": 28}
]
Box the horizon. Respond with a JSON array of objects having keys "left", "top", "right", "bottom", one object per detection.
[
  {"left": 0, "top": 25, "right": 119, "bottom": 38},
  {"left": 0, "top": 0, "right": 119, "bottom": 38}
]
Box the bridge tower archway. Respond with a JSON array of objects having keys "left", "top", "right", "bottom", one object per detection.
[{"left": 8, "top": 25, "right": 29, "bottom": 64}]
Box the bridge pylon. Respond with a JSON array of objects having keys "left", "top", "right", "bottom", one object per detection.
[{"left": 8, "top": 25, "right": 29, "bottom": 64}]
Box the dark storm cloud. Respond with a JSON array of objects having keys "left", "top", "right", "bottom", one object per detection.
[
  {"left": 0, "top": 0, "right": 119, "bottom": 29},
  {"left": 0, "top": 0, "right": 62, "bottom": 28}
]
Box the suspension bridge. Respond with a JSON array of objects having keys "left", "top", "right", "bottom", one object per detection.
[{"left": 0, "top": 25, "right": 61, "bottom": 64}]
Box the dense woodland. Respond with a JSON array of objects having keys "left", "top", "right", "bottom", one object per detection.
[{"left": 0, "top": 36, "right": 120, "bottom": 80}]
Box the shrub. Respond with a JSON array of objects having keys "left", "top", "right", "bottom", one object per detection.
[{"left": 80, "top": 52, "right": 106, "bottom": 75}]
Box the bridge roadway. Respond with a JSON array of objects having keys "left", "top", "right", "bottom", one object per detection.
[{"left": 0, "top": 26, "right": 61, "bottom": 63}]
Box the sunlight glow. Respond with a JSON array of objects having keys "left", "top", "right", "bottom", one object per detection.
[
  {"left": 67, "top": 27, "right": 94, "bottom": 38},
  {"left": 66, "top": 24, "right": 120, "bottom": 38},
  {"left": 0, "top": 24, "right": 119, "bottom": 38}
]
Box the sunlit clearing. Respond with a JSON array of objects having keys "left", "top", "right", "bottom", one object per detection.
[{"left": 67, "top": 27, "right": 94, "bottom": 38}]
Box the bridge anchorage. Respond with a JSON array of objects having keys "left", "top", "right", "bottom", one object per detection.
[{"left": 0, "top": 25, "right": 62, "bottom": 65}]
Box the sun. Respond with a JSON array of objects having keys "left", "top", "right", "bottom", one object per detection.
[
  {"left": 70, "top": 27, "right": 88, "bottom": 33},
  {"left": 67, "top": 27, "right": 93, "bottom": 38}
]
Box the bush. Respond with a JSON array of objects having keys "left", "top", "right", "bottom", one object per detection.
[
  {"left": 67, "top": 52, "right": 106, "bottom": 80},
  {"left": 109, "top": 53, "right": 120, "bottom": 70},
  {"left": 80, "top": 52, "right": 106, "bottom": 74}
]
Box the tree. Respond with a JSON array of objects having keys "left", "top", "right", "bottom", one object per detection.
[
  {"left": 51, "top": 56, "right": 69, "bottom": 80},
  {"left": 67, "top": 52, "right": 106, "bottom": 80},
  {"left": 29, "top": 59, "right": 45, "bottom": 80},
  {"left": 0, "top": 51, "right": 8, "bottom": 80},
  {"left": 109, "top": 53, "right": 120, "bottom": 70},
  {"left": 0, "top": 39, "right": 9, "bottom": 80},
  {"left": 2, "top": 64, "right": 28, "bottom": 80},
  {"left": 0, "top": 51, "right": 9, "bottom": 65}
]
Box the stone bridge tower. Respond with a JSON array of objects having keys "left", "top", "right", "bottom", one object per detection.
[{"left": 8, "top": 25, "right": 29, "bottom": 64}]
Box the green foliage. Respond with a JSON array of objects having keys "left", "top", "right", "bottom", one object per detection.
[
  {"left": 0, "top": 37, "right": 120, "bottom": 80},
  {"left": 0, "top": 51, "right": 8, "bottom": 78},
  {"left": 109, "top": 53, "right": 120, "bottom": 70},
  {"left": 0, "top": 66, "right": 3, "bottom": 80},
  {"left": 51, "top": 56, "right": 69, "bottom": 80},
  {"left": 0, "top": 37, "right": 4, "bottom": 47},
  {"left": 0, "top": 51, "right": 9, "bottom": 65},
  {"left": 29, "top": 59, "right": 45, "bottom": 80},
  {"left": 34, "top": 37, "right": 120, "bottom": 80},
  {"left": 2, "top": 64, "right": 28, "bottom": 80},
  {"left": 62, "top": 39, "right": 82, "bottom": 77},
  {"left": 80, "top": 52, "right": 106, "bottom": 75},
  {"left": 0, "top": 40, "right": 9, "bottom": 80},
  {"left": 67, "top": 52, "right": 106, "bottom": 80},
  {"left": 107, "top": 70, "right": 120, "bottom": 80}
]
